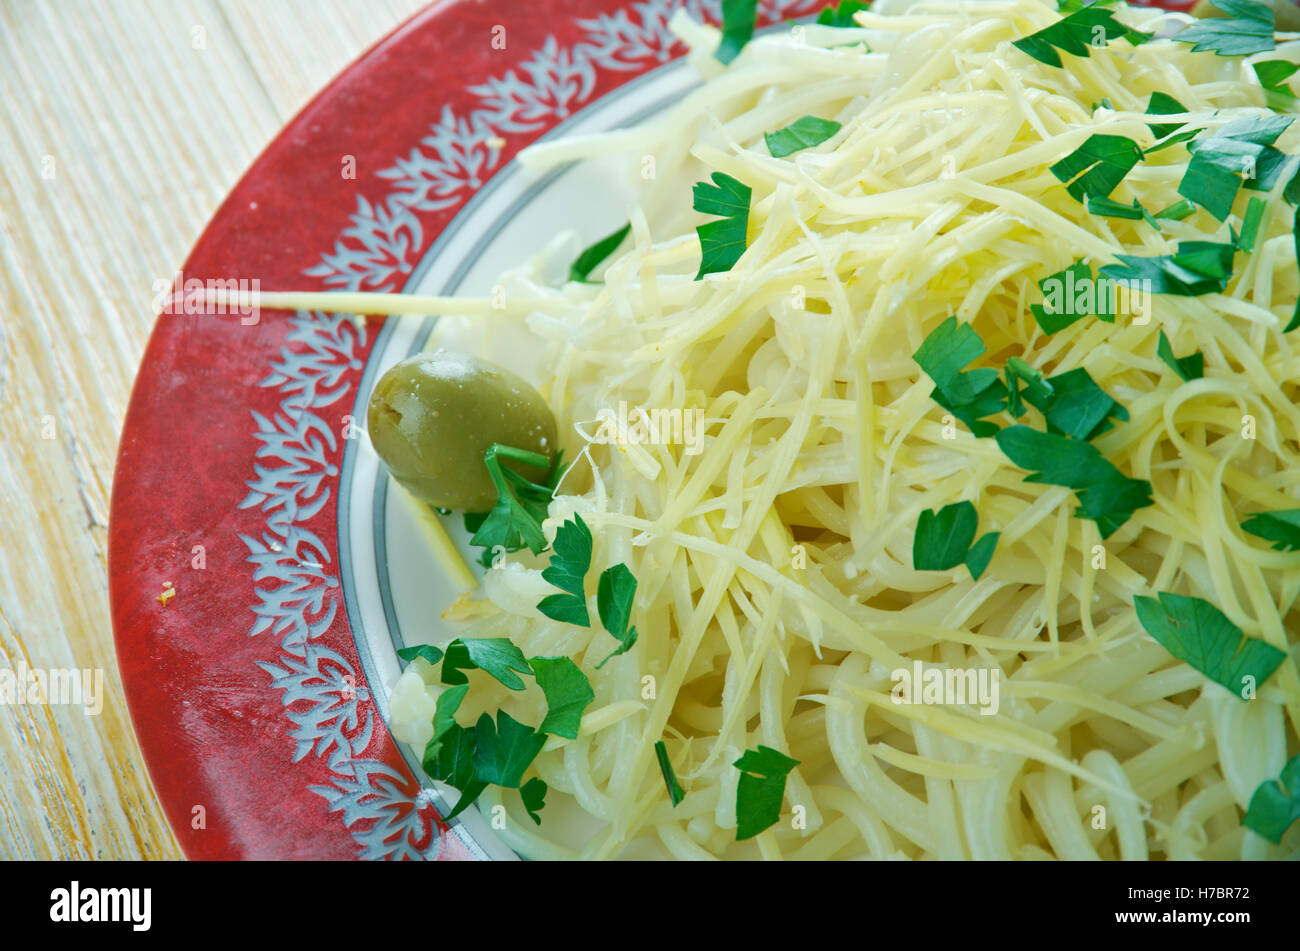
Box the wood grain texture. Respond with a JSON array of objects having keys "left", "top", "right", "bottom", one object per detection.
[{"left": 0, "top": 0, "right": 428, "bottom": 860}]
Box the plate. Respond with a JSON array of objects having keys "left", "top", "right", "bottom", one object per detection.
[
  {"left": 109, "top": 0, "right": 838, "bottom": 861},
  {"left": 109, "top": 0, "right": 1201, "bottom": 861}
]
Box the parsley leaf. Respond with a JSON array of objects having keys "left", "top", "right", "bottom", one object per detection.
[
  {"left": 1153, "top": 198, "right": 1195, "bottom": 221},
  {"left": 1243, "top": 753, "right": 1300, "bottom": 843},
  {"left": 569, "top": 222, "right": 630, "bottom": 283},
  {"left": 520, "top": 777, "right": 547, "bottom": 825},
  {"left": 995, "top": 425, "right": 1153, "bottom": 538},
  {"left": 965, "top": 532, "right": 1001, "bottom": 581},
  {"left": 1005, "top": 357, "right": 1053, "bottom": 417},
  {"left": 529, "top": 656, "right": 595, "bottom": 739},
  {"left": 468, "top": 444, "right": 560, "bottom": 564},
  {"left": 734, "top": 746, "right": 800, "bottom": 840},
  {"left": 1241, "top": 508, "right": 1300, "bottom": 551},
  {"left": 1012, "top": 6, "right": 1146, "bottom": 68},
  {"left": 1254, "top": 59, "right": 1298, "bottom": 109},
  {"left": 765, "top": 116, "right": 842, "bottom": 158},
  {"left": 428, "top": 722, "right": 486, "bottom": 821},
  {"left": 912, "top": 500, "right": 999, "bottom": 580},
  {"left": 595, "top": 563, "right": 640, "bottom": 668},
  {"left": 441, "top": 637, "right": 534, "bottom": 691},
  {"left": 1288, "top": 206, "right": 1300, "bottom": 331},
  {"left": 655, "top": 740, "right": 686, "bottom": 806},
  {"left": 693, "top": 171, "right": 752, "bottom": 278},
  {"left": 396, "top": 644, "right": 445, "bottom": 667},
  {"left": 1237, "top": 195, "right": 1268, "bottom": 252},
  {"left": 716, "top": 0, "right": 759, "bottom": 64},
  {"left": 913, "top": 316, "right": 1006, "bottom": 437},
  {"left": 1050, "top": 134, "right": 1144, "bottom": 202},
  {"left": 1023, "top": 367, "right": 1129, "bottom": 441},
  {"left": 422, "top": 683, "right": 470, "bottom": 765},
  {"left": 1173, "top": 0, "right": 1274, "bottom": 57},
  {"left": 1156, "top": 330, "right": 1205, "bottom": 381},
  {"left": 474, "top": 710, "right": 547, "bottom": 788},
  {"left": 1134, "top": 592, "right": 1287, "bottom": 698},
  {"left": 913, "top": 501, "right": 977, "bottom": 571},
  {"left": 1180, "top": 115, "right": 1295, "bottom": 220},
  {"left": 914, "top": 315, "right": 985, "bottom": 385},
  {"left": 1144, "top": 92, "right": 1198, "bottom": 153},
  {"left": 816, "top": 0, "right": 869, "bottom": 26},
  {"left": 1085, "top": 194, "right": 1148, "bottom": 221},
  {"left": 1030, "top": 261, "right": 1114, "bottom": 334},
  {"left": 538, "top": 514, "right": 593, "bottom": 626},
  {"left": 1099, "top": 240, "right": 1237, "bottom": 296}
]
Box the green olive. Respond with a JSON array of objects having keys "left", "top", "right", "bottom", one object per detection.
[{"left": 366, "top": 351, "right": 557, "bottom": 512}]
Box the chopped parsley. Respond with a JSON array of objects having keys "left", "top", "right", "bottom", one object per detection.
[
  {"left": 595, "top": 563, "right": 640, "bottom": 667},
  {"left": 440, "top": 637, "right": 534, "bottom": 690},
  {"left": 765, "top": 116, "right": 842, "bottom": 158},
  {"left": 1085, "top": 194, "right": 1148, "bottom": 222},
  {"left": 1005, "top": 356, "right": 1052, "bottom": 417},
  {"left": 425, "top": 682, "right": 469, "bottom": 762},
  {"left": 1153, "top": 198, "right": 1195, "bottom": 221},
  {"left": 1022, "top": 367, "right": 1129, "bottom": 441},
  {"left": 716, "top": 0, "right": 759, "bottom": 65},
  {"left": 569, "top": 222, "right": 631, "bottom": 283},
  {"left": 655, "top": 740, "right": 686, "bottom": 806},
  {"left": 1030, "top": 260, "right": 1113, "bottom": 335},
  {"left": 1254, "top": 59, "right": 1298, "bottom": 109},
  {"left": 1012, "top": 6, "right": 1148, "bottom": 69},
  {"left": 1050, "top": 134, "right": 1144, "bottom": 202},
  {"left": 396, "top": 644, "right": 446, "bottom": 666},
  {"left": 529, "top": 517, "right": 644, "bottom": 668},
  {"left": 1288, "top": 207, "right": 1300, "bottom": 331},
  {"left": 529, "top": 655, "right": 595, "bottom": 739},
  {"left": 538, "top": 514, "right": 592, "bottom": 626},
  {"left": 412, "top": 638, "right": 582, "bottom": 826},
  {"left": 693, "top": 171, "right": 752, "bottom": 278},
  {"left": 1173, "top": 0, "right": 1275, "bottom": 57},
  {"left": 994, "top": 426, "right": 1154, "bottom": 538},
  {"left": 913, "top": 316, "right": 1007, "bottom": 437},
  {"left": 1241, "top": 508, "right": 1300, "bottom": 551},
  {"left": 426, "top": 720, "right": 485, "bottom": 821},
  {"left": 1134, "top": 592, "right": 1287, "bottom": 698},
  {"left": 733, "top": 745, "right": 800, "bottom": 840},
  {"left": 473, "top": 709, "right": 548, "bottom": 788},
  {"left": 816, "top": 0, "right": 869, "bottom": 26},
  {"left": 1237, "top": 196, "right": 1268, "bottom": 252},
  {"left": 1144, "top": 92, "right": 1199, "bottom": 154},
  {"left": 1156, "top": 330, "right": 1205, "bottom": 381},
  {"left": 468, "top": 444, "right": 565, "bottom": 565},
  {"left": 520, "top": 777, "right": 547, "bottom": 825},
  {"left": 1243, "top": 753, "right": 1300, "bottom": 843},
  {"left": 964, "top": 531, "right": 1001, "bottom": 581},
  {"left": 1180, "top": 115, "right": 1295, "bottom": 220},
  {"left": 1099, "top": 240, "right": 1237, "bottom": 296},
  {"left": 912, "top": 500, "right": 1000, "bottom": 580}
]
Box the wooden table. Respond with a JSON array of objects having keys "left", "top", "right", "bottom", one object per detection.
[{"left": 0, "top": 0, "right": 426, "bottom": 860}]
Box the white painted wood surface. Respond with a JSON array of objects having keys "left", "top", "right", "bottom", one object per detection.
[{"left": 0, "top": 0, "right": 427, "bottom": 860}]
